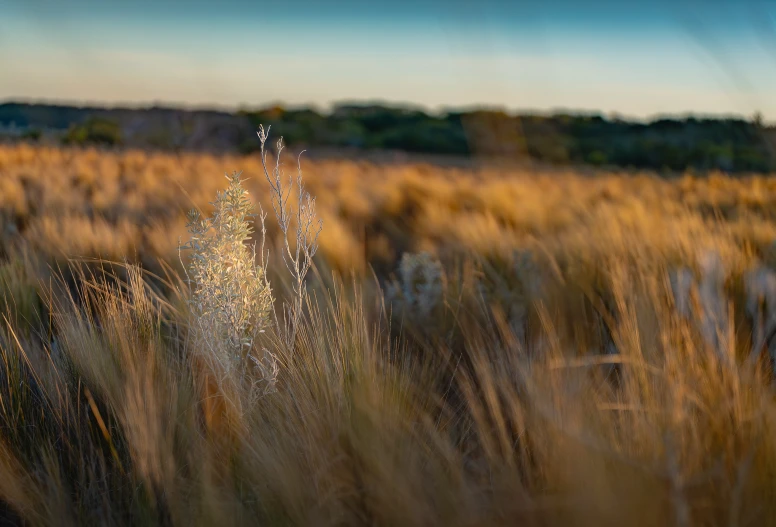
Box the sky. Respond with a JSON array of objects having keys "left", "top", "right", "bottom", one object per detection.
[{"left": 2, "top": 0, "right": 776, "bottom": 120}]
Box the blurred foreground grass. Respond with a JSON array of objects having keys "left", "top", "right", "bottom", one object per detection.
[{"left": 1, "top": 143, "right": 776, "bottom": 525}]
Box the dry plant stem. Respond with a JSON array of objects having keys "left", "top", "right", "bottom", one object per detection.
[{"left": 257, "top": 124, "right": 322, "bottom": 348}]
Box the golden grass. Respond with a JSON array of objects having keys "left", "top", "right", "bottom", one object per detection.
[
  {"left": 0, "top": 144, "right": 775, "bottom": 524},
  {"left": 2, "top": 143, "right": 776, "bottom": 275}
]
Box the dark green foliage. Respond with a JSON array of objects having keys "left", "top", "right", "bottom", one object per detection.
[
  {"left": 63, "top": 118, "right": 122, "bottom": 146},
  {"left": 5, "top": 101, "right": 776, "bottom": 171},
  {"left": 20, "top": 128, "right": 42, "bottom": 142}
]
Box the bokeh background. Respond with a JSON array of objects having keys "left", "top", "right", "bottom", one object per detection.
[{"left": 3, "top": 0, "right": 776, "bottom": 171}]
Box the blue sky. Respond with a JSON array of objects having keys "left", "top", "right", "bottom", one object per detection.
[{"left": 2, "top": 0, "right": 776, "bottom": 120}]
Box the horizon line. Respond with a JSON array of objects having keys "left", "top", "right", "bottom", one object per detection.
[{"left": 0, "top": 96, "right": 767, "bottom": 126}]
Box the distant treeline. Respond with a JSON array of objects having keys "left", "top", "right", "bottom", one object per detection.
[{"left": 1, "top": 101, "right": 775, "bottom": 172}]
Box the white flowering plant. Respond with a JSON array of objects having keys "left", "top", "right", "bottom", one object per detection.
[{"left": 180, "top": 171, "right": 277, "bottom": 390}]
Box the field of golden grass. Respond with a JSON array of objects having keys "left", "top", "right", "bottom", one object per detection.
[{"left": 2, "top": 143, "right": 776, "bottom": 525}]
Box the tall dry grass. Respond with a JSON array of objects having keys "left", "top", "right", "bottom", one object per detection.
[
  {"left": 0, "top": 144, "right": 775, "bottom": 525},
  {"left": 3, "top": 143, "right": 776, "bottom": 276}
]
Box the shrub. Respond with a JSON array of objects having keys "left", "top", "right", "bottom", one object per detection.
[
  {"left": 20, "top": 128, "right": 41, "bottom": 142},
  {"left": 63, "top": 118, "right": 122, "bottom": 146},
  {"left": 387, "top": 252, "right": 445, "bottom": 323},
  {"left": 180, "top": 172, "right": 276, "bottom": 389}
]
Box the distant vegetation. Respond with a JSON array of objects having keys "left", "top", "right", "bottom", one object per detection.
[
  {"left": 62, "top": 117, "right": 123, "bottom": 146},
  {"left": 1, "top": 101, "right": 775, "bottom": 172}
]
